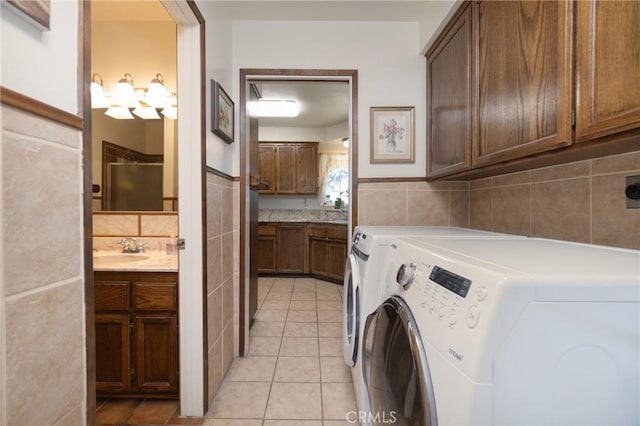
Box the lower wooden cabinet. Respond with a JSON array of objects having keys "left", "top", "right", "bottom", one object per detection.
[
  {"left": 95, "top": 271, "right": 178, "bottom": 398},
  {"left": 308, "top": 224, "right": 348, "bottom": 283}
]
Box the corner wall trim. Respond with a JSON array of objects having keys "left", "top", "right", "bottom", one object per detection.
[
  {"left": 0, "top": 86, "right": 83, "bottom": 130},
  {"left": 205, "top": 166, "right": 239, "bottom": 181},
  {"left": 358, "top": 177, "right": 427, "bottom": 184}
]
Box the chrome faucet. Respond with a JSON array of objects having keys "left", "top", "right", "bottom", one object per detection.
[{"left": 120, "top": 237, "right": 146, "bottom": 253}]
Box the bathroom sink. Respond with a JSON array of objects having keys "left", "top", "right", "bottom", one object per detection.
[{"left": 94, "top": 254, "right": 150, "bottom": 264}]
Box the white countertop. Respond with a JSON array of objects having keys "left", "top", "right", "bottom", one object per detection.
[{"left": 93, "top": 250, "right": 179, "bottom": 272}]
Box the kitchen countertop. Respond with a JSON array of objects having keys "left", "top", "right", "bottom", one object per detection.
[
  {"left": 93, "top": 250, "right": 178, "bottom": 272},
  {"left": 259, "top": 209, "right": 348, "bottom": 225}
]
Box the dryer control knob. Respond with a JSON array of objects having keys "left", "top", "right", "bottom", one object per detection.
[{"left": 397, "top": 262, "right": 417, "bottom": 290}]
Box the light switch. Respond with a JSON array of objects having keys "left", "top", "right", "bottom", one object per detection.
[{"left": 625, "top": 175, "right": 640, "bottom": 209}]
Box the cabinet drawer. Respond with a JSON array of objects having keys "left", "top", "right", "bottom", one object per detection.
[
  {"left": 258, "top": 225, "right": 276, "bottom": 236},
  {"left": 326, "top": 225, "right": 347, "bottom": 241},
  {"left": 308, "top": 225, "right": 326, "bottom": 238},
  {"left": 133, "top": 282, "right": 177, "bottom": 311},
  {"left": 95, "top": 281, "right": 130, "bottom": 311}
]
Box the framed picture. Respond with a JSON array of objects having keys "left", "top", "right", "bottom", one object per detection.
[
  {"left": 211, "top": 79, "right": 234, "bottom": 144},
  {"left": 370, "top": 106, "right": 415, "bottom": 163},
  {"left": 3, "top": 0, "right": 50, "bottom": 30}
]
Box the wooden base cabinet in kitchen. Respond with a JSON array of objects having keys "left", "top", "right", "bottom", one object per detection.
[
  {"left": 257, "top": 223, "right": 306, "bottom": 274},
  {"left": 95, "top": 271, "right": 178, "bottom": 398},
  {"left": 308, "top": 224, "right": 348, "bottom": 283}
]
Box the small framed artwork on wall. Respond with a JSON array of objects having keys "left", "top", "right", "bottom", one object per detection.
[
  {"left": 370, "top": 106, "right": 415, "bottom": 163},
  {"left": 211, "top": 79, "right": 235, "bottom": 144},
  {"left": 3, "top": 0, "right": 51, "bottom": 30}
]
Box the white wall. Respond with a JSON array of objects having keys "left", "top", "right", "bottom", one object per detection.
[
  {"left": 197, "top": 1, "right": 236, "bottom": 175},
  {"left": 1, "top": 0, "right": 79, "bottom": 114},
  {"left": 418, "top": 0, "right": 460, "bottom": 53},
  {"left": 232, "top": 20, "right": 425, "bottom": 178}
]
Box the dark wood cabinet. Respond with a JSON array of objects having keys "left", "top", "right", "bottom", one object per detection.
[
  {"left": 95, "top": 271, "right": 178, "bottom": 398},
  {"left": 259, "top": 142, "right": 318, "bottom": 194},
  {"left": 308, "top": 224, "right": 348, "bottom": 283},
  {"left": 257, "top": 223, "right": 305, "bottom": 274},
  {"left": 426, "top": 2, "right": 472, "bottom": 178},
  {"left": 473, "top": 0, "right": 573, "bottom": 167},
  {"left": 575, "top": 0, "right": 640, "bottom": 143}
]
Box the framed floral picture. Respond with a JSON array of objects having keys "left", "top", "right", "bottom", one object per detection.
[
  {"left": 3, "top": 0, "right": 51, "bottom": 30},
  {"left": 370, "top": 106, "right": 415, "bottom": 163},
  {"left": 211, "top": 79, "right": 234, "bottom": 144}
]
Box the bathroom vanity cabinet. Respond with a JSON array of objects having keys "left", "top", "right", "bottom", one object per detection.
[{"left": 94, "top": 271, "right": 178, "bottom": 398}]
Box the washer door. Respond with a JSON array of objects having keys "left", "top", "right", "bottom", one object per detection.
[
  {"left": 343, "top": 253, "right": 361, "bottom": 367},
  {"left": 362, "top": 297, "right": 438, "bottom": 425}
]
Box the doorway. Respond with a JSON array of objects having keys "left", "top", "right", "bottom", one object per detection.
[
  {"left": 238, "top": 69, "right": 358, "bottom": 355},
  {"left": 84, "top": 0, "right": 207, "bottom": 421}
]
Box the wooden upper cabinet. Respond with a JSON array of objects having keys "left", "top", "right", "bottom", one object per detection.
[
  {"left": 296, "top": 144, "right": 318, "bottom": 193},
  {"left": 575, "top": 0, "right": 640, "bottom": 143},
  {"left": 258, "top": 145, "right": 276, "bottom": 194},
  {"left": 473, "top": 0, "right": 573, "bottom": 167},
  {"left": 259, "top": 142, "right": 318, "bottom": 194},
  {"left": 426, "top": 3, "right": 472, "bottom": 178}
]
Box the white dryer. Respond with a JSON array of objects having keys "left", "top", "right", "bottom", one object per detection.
[
  {"left": 362, "top": 237, "right": 640, "bottom": 425},
  {"left": 342, "top": 226, "right": 526, "bottom": 424}
]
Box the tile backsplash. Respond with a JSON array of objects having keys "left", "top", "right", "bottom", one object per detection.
[{"left": 92, "top": 211, "right": 178, "bottom": 251}]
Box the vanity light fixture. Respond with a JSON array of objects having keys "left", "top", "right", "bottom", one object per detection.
[
  {"left": 90, "top": 73, "right": 109, "bottom": 108},
  {"left": 115, "top": 73, "right": 139, "bottom": 108},
  {"left": 251, "top": 99, "right": 300, "bottom": 117},
  {"left": 105, "top": 105, "right": 134, "bottom": 120},
  {"left": 342, "top": 137, "right": 349, "bottom": 148},
  {"left": 145, "top": 73, "right": 167, "bottom": 108},
  {"left": 161, "top": 105, "right": 177, "bottom": 120},
  {"left": 132, "top": 104, "right": 161, "bottom": 119}
]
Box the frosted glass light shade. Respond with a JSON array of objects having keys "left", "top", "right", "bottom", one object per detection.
[
  {"left": 161, "top": 106, "right": 177, "bottom": 120},
  {"left": 133, "top": 106, "right": 160, "bottom": 119},
  {"left": 105, "top": 106, "right": 134, "bottom": 119},
  {"left": 90, "top": 82, "right": 109, "bottom": 108},
  {"left": 115, "top": 76, "right": 138, "bottom": 108}
]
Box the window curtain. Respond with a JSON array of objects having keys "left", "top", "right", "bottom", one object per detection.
[{"left": 318, "top": 153, "right": 349, "bottom": 205}]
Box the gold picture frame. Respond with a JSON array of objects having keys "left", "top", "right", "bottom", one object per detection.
[{"left": 370, "top": 106, "right": 415, "bottom": 163}]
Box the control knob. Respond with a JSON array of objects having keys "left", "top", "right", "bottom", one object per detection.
[{"left": 396, "top": 262, "right": 417, "bottom": 290}]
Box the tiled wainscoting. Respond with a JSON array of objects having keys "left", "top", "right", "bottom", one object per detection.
[
  {"left": 1, "top": 105, "right": 86, "bottom": 424},
  {"left": 206, "top": 171, "right": 240, "bottom": 406},
  {"left": 469, "top": 150, "right": 640, "bottom": 250},
  {"left": 93, "top": 211, "right": 178, "bottom": 250},
  {"left": 205, "top": 277, "right": 355, "bottom": 425}
]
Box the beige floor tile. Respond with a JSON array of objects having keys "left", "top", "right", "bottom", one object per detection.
[
  {"left": 225, "top": 356, "right": 277, "bottom": 382},
  {"left": 323, "top": 421, "right": 352, "bottom": 425},
  {"left": 256, "top": 310, "right": 288, "bottom": 322},
  {"left": 319, "top": 338, "right": 342, "bottom": 357},
  {"left": 292, "top": 291, "right": 316, "bottom": 301},
  {"left": 320, "top": 357, "right": 352, "bottom": 382},
  {"left": 317, "top": 301, "right": 342, "bottom": 311},
  {"left": 295, "top": 278, "right": 316, "bottom": 287},
  {"left": 261, "top": 300, "right": 291, "bottom": 310},
  {"left": 315, "top": 280, "right": 338, "bottom": 290},
  {"left": 203, "top": 419, "right": 262, "bottom": 426},
  {"left": 318, "top": 322, "right": 342, "bottom": 337},
  {"left": 247, "top": 336, "right": 282, "bottom": 356},
  {"left": 265, "top": 292, "right": 293, "bottom": 301},
  {"left": 264, "top": 422, "right": 322, "bottom": 426},
  {"left": 280, "top": 337, "right": 319, "bottom": 357},
  {"left": 287, "top": 310, "right": 318, "bottom": 323},
  {"left": 316, "top": 292, "right": 342, "bottom": 302},
  {"left": 317, "top": 310, "right": 342, "bottom": 323},
  {"left": 249, "top": 320, "right": 285, "bottom": 337},
  {"left": 208, "top": 382, "right": 271, "bottom": 419},
  {"left": 265, "top": 383, "right": 322, "bottom": 419},
  {"left": 289, "top": 300, "right": 317, "bottom": 311},
  {"left": 321, "top": 382, "right": 357, "bottom": 420},
  {"left": 273, "top": 356, "right": 320, "bottom": 382},
  {"left": 284, "top": 322, "right": 318, "bottom": 337}
]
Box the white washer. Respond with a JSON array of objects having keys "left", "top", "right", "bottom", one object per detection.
[
  {"left": 342, "top": 226, "right": 526, "bottom": 424},
  {"left": 362, "top": 236, "right": 640, "bottom": 425}
]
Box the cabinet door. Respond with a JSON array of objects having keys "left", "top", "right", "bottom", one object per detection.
[
  {"left": 309, "top": 239, "right": 328, "bottom": 276},
  {"left": 257, "top": 236, "right": 277, "bottom": 273},
  {"left": 296, "top": 144, "right": 318, "bottom": 194},
  {"left": 277, "top": 225, "right": 306, "bottom": 273},
  {"left": 473, "top": 0, "right": 573, "bottom": 167},
  {"left": 575, "top": 1, "right": 640, "bottom": 142},
  {"left": 326, "top": 242, "right": 348, "bottom": 282},
  {"left": 258, "top": 144, "right": 276, "bottom": 194},
  {"left": 276, "top": 145, "right": 297, "bottom": 194},
  {"left": 134, "top": 315, "right": 178, "bottom": 394},
  {"left": 427, "top": 4, "right": 472, "bottom": 178},
  {"left": 95, "top": 314, "right": 131, "bottom": 393}
]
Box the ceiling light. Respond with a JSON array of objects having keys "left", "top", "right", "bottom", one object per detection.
[
  {"left": 90, "top": 73, "right": 109, "bottom": 108},
  {"left": 105, "top": 106, "right": 134, "bottom": 120},
  {"left": 115, "top": 73, "right": 139, "bottom": 108},
  {"left": 161, "top": 105, "right": 177, "bottom": 120},
  {"left": 251, "top": 100, "right": 299, "bottom": 117},
  {"left": 145, "top": 73, "right": 166, "bottom": 108},
  {"left": 132, "top": 105, "right": 160, "bottom": 119},
  {"left": 342, "top": 137, "right": 349, "bottom": 148}
]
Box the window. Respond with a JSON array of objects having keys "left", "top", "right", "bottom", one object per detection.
[{"left": 318, "top": 153, "right": 349, "bottom": 206}]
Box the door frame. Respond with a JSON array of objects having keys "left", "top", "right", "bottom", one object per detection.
[
  {"left": 82, "top": 0, "right": 208, "bottom": 420},
  {"left": 238, "top": 69, "right": 358, "bottom": 355}
]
